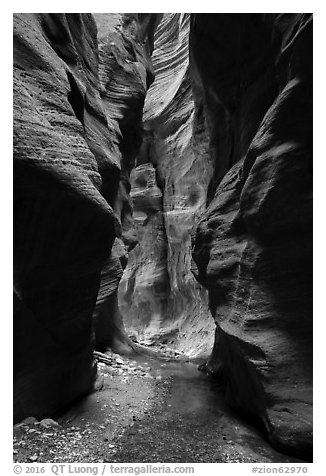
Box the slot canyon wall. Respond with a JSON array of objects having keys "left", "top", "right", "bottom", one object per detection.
[
  {"left": 13, "top": 12, "right": 159, "bottom": 422},
  {"left": 118, "top": 12, "right": 312, "bottom": 457},
  {"left": 118, "top": 14, "right": 215, "bottom": 357},
  {"left": 13, "top": 12, "right": 312, "bottom": 459},
  {"left": 190, "top": 14, "right": 312, "bottom": 458}
]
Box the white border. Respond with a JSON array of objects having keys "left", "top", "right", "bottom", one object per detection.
[{"left": 3, "top": 5, "right": 321, "bottom": 474}]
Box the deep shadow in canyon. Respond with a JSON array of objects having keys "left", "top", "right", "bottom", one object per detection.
[{"left": 13, "top": 13, "right": 312, "bottom": 462}]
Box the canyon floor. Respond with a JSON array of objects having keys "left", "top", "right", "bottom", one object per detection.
[{"left": 13, "top": 349, "right": 306, "bottom": 464}]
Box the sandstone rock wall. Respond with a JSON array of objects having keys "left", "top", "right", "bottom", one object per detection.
[
  {"left": 91, "top": 13, "right": 161, "bottom": 354},
  {"left": 191, "top": 14, "right": 313, "bottom": 458},
  {"left": 118, "top": 14, "right": 215, "bottom": 357},
  {"left": 13, "top": 13, "right": 157, "bottom": 421}
]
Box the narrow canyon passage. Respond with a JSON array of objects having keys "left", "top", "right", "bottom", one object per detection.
[{"left": 13, "top": 12, "right": 312, "bottom": 464}]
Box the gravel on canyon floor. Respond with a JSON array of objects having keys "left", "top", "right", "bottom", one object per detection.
[{"left": 13, "top": 349, "right": 305, "bottom": 464}]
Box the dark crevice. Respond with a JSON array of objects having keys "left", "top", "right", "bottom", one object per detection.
[{"left": 66, "top": 70, "right": 85, "bottom": 126}]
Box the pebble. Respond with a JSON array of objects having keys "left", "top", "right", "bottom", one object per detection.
[
  {"left": 22, "top": 416, "right": 38, "bottom": 424},
  {"left": 39, "top": 418, "right": 60, "bottom": 428}
]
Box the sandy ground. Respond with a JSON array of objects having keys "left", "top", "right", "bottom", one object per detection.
[{"left": 13, "top": 350, "right": 305, "bottom": 464}]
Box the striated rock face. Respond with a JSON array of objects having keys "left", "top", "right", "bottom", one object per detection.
[
  {"left": 13, "top": 13, "right": 157, "bottom": 422},
  {"left": 118, "top": 14, "right": 215, "bottom": 357},
  {"left": 191, "top": 14, "right": 312, "bottom": 457},
  {"left": 91, "top": 13, "right": 161, "bottom": 354}
]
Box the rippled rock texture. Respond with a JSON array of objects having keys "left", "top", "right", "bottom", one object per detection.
[
  {"left": 118, "top": 14, "right": 215, "bottom": 357},
  {"left": 13, "top": 13, "right": 158, "bottom": 421},
  {"left": 191, "top": 14, "right": 312, "bottom": 457}
]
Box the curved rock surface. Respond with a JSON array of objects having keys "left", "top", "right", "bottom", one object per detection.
[
  {"left": 191, "top": 14, "right": 312, "bottom": 458},
  {"left": 13, "top": 13, "right": 157, "bottom": 422},
  {"left": 92, "top": 13, "right": 160, "bottom": 354},
  {"left": 118, "top": 14, "right": 215, "bottom": 357}
]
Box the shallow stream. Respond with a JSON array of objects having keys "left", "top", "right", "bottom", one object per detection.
[{"left": 109, "top": 355, "right": 305, "bottom": 463}]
